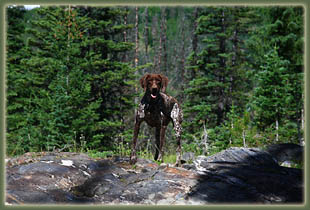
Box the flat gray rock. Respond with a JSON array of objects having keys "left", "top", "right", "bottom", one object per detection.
[
  {"left": 18, "top": 162, "right": 70, "bottom": 174},
  {"left": 6, "top": 144, "right": 304, "bottom": 205}
]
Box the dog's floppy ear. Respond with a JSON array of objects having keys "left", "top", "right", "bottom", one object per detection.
[
  {"left": 140, "top": 74, "right": 150, "bottom": 92},
  {"left": 159, "top": 74, "right": 169, "bottom": 93}
]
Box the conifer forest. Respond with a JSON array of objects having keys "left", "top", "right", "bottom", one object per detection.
[{"left": 6, "top": 5, "right": 304, "bottom": 161}]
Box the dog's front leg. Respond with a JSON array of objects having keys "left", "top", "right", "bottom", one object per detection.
[
  {"left": 156, "top": 118, "right": 169, "bottom": 162},
  {"left": 130, "top": 104, "right": 145, "bottom": 164},
  {"left": 130, "top": 119, "right": 141, "bottom": 164}
]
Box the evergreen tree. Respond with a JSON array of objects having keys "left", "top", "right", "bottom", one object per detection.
[
  {"left": 77, "top": 6, "right": 136, "bottom": 151},
  {"left": 6, "top": 6, "right": 31, "bottom": 154},
  {"left": 247, "top": 7, "right": 304, "bottom": 144},
  {"left": 252, "top": 47, "right": 291, "bottom": 143},
  {"left": 184, "top": 7, "right": 252, "bottom": 138},
  {"left": 6, "top": 6, "right": 136, "bottom": 155}
]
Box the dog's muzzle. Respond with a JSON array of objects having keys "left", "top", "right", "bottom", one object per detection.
[{"left": 151, "top": 88, "right": 158, "bottom": 99}]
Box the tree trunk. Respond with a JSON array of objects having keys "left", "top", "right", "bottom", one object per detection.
[
  {"left": 202, "top": 123, "right": 209, "bottom": 155},
  {"left": 242, "top": 129, "right": 246, "bottom": 147},
  {"left": 152, "top": 14, "right": 159, "bottom": 72},
  {"left": 66, "top": 5, "right": 71, "bottom": 95},
  {"left": 144, "top": 7, "right": 149, "bottom": 54},
  {"left": 123, "top": 6, "right": 128, "bottom": 62},
  {"left": 158, "top": 30, "right": 162, "bottom": 72},
  {"left": 134, "top": 7, "right": 139, "bottom": 106},
  {"left": 230, "top": 120, "right": 234, "bottom": 145},
  {"left": 158, "top": 8, "right": 167, "bottom": 73},
  {"left": 217, "top": 9, "right": 227, "bottom": 125},
  {"left": 190, "top": 7, "right": 199, "bottom": 80},
  {"left": 275, "top": 119, "right": 279, "bottom": 142},
  {"left": 231, "top": 9, "right": 239, "bottom": 102},
  {"left": 180, "top": 8, "right": 186, "bottom": 96},
  {"left": 299, "top": 108, "right": 304, "bottom": 145},
  {"left": 161, "top": 7, "right": 167, "bottom": 74},
  {"left": 134, "top": 6, "right": 139, "bottom": 69},
  {"left": 142, "top": 7, "right": 149, "bottom": 74}
]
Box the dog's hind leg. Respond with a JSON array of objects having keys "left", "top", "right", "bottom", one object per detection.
[
  {"left": 171, "top": 103, "right": 183, "bottom": 167},
  {"left": 174, "top": 136, "right": 182, "bottom": 167}
]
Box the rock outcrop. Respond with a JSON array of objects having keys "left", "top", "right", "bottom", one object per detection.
[{"left": 6, "top": 144, "right": 304, "bottom": 205}]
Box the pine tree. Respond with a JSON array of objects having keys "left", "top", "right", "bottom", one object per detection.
[
  {"left": 183, "top": 7, "right": 257, "bottom": 153},
  {"left": 6, "top": 6, "right": 136, "bottom": 155},
  {"left": 252, "top": 47, "right": 291, "bottom": 142},
  {"left": 14, "top": 6, "right": 92, "bottom": 152},
  {"left": 247, "top": 7, "right": 304, "bottom": 144},
  {"left": 6, "top": 6, "right": 30, "bottom": 154},
  {"left": 77, "top": 6, "right": 136, "bottom": 151},
  {"left": 184, "top": 8, "right": 250, "bottom": 129}
]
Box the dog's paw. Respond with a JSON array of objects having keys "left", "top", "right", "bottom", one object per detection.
[
  {"left": 157, "top": 154, "right": 164, "bottom": 163},
  {"left": 129, "top": 155, "right": 137, "bottom": 165}
]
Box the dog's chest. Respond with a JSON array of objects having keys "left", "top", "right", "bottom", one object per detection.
[
  {"left": 145, "top": 112, "right": 162, "bottom": 126},
  {"left": 145, "top": 107, "right": 164, "bottom": 127},
  {"left": 137, "top": 103, "right": 165, "bottom": 127}
]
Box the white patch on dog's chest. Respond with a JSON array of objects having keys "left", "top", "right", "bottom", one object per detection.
[{"left": 137, "top": 103, "right": 145, "bottom": 118}]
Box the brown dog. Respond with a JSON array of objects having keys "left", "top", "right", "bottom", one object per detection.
[{"left": 130, "top": 74, "right": 183, "bottom": 166}]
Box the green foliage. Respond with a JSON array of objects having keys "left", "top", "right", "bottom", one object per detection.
[
  {"left": 184, "top": 7, "right": 253, "bottom": 141},
  {"left": 6, "top": 6, "right": 304, "bottom": 159},
  {"left": 250, "top": 45, "right": 301, "bottom": 144},
  {"left": 246, "top": 7, "right": 303, "bottom": 143},
  {"left": 163, "top": 154, "right": 177, "bottom": 164},
  {"left": 6, "top": 6, "right": 136, "bottom": 156},
  {"left": 88, "top": 150, "right": 114, "bottom": 159},
  {"left": 183, "top": 6, "right": 303, "bottom": 156},
  {"left": 252, "top": 47, "right": 290, "bottom": 127},
  {"left": 6, "top": 6, "right": 31, "bottom": 155}
]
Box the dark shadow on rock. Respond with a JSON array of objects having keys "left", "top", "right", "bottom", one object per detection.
[
  {"left": 266, "top": 143, "right": 304, "bottom": 164},
  {"left": 189, "top": 146, "right": 304, "bottom": 204},
  {"left": 47, "top": 189, "right": 96, "bottom": 204}
]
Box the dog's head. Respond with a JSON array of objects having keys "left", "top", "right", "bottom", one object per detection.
[{"left": 140, "top": 74, "right": 169, "bottom": 99}]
